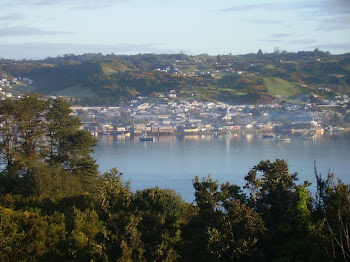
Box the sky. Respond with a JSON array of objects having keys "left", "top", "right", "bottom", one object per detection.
[{"left": 0, "top": 0, "right": 349, "bottom": 59}]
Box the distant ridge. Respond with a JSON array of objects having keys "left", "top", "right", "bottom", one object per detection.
[{"left": 1, "top": 50, "right": 349, "bottom": 104}]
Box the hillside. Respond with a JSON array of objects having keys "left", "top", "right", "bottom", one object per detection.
[
  {"left": 1, "top": 50, "right": 349, "bottom": 104},
  {"left": 263, "top": 77, "right": 307, "bottom": 101}
]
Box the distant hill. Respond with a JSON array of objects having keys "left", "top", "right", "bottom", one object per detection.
[{"left": 1, "top": 50, "right": 349, "bottom": 105}]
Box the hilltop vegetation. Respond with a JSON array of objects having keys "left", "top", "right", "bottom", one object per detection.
[{"left": 1, "top": 49, "right": 350, "bottom": 105}]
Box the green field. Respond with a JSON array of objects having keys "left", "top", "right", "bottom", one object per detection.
[
  {"left": 263, "top": 77, "right": 305, "bottom": 100},
  {"left": 12, "top": 82, "right": 37, "bottom": 93},
  {"left": 50, "top": 84, "right": 96, "bottom": 98},
  {"left": 102, "top": 66, "right": 118, "bottom": 75}
]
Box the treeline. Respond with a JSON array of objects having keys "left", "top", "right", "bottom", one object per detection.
[{"left": 0, "top": 95, "right": 349, "bottom": 261}]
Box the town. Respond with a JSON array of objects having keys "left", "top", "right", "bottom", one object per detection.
[
  {"left": 71, "top": 93, "right": 350, "bottom": 138},
  {"left": 1, "top": 50, "right": 349, "bottom": 140}
]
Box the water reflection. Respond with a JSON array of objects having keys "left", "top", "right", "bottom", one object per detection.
[
  {"left": 245, "top": 133, "right": 254, "bottom": 143},
  {"left": 99, "top": 135, "right": 115, "bottom": 143},
  {"left": 183, "top": 135, "right": 200, "bottom": 142},
  {"left": 116, "top": 134, "right": 128, "bottom": 141},
  {"left": 93, "top": 133, "right": 350, "bottom": 202}
]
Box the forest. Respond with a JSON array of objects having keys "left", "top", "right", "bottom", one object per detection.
[{"left": 0, "top": 95, "right": 350, "bottom": 261}]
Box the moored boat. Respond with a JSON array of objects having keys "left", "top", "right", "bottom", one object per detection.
[
  {"left": 275, "top": 135, "right": 291, "bottom": 142},
  {"left": 263, "top": 134, "right": 275, "bottom": 139},
  {"left": 139, "top": 135, "right": 154, "bottom": 142}
]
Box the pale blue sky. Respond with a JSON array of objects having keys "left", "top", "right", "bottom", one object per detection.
[{"left": 0, "top": 0, "right": 349, "bottom": 59}]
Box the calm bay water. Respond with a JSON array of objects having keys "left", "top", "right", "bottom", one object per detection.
[{"left": 92, "top": 133, "right": 350, "bottom": 202}]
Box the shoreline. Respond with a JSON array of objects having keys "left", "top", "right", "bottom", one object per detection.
[{"left": 93, "top": 128, "right": 350, "bottom": 137}]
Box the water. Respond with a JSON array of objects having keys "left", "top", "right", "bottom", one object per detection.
[{"left": 92, "top": 133, "right": 350, "bottom": 202}]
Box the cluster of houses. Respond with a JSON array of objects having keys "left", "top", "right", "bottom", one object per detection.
[
  {"left": 154, "top": 60, "right": 243, "bottom": 77},
  {"left": 0, "top": 74, "right": 15, "bottom": 98},
  {"left": 72, "top": 95, "right": 349, "bottom": 136},
  {"left": 0, "top": 74, "right": 33, "bottom": 99}
]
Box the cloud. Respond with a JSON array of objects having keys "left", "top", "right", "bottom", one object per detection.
[
  {"left": 0, "top": 26, "right": 72, "bottom": 37},
  {"left": 259, "top": 39, "right": 283, "bottom": 43},
  {"left": 270, "top": 33, "right": 294, "bottom": 38},
  {"left": 259, "top": 33, "right": 294, "bottom": 43},
  {"left": 0, "top": 13, "right": 25, "bottom": 21},
  {"left": 1, "top": 0, "right": 127, "bottom": 8},
  {"left": 308, "top": 42, "right": 350, "bottom": 51},
  {"left": 247, "top": 19, "right": 285, "bottom": 25},
  {"left": 220, "top": 1, "right": 350, "bottom": 38},
  {"left": 288, "top": 38, "right": 317, "bottom": 45},
  {"left": 218, "top": 1, "right": 324, "bottom": 13},
  {"left": 0, "top": 42, "right": 185, "bottom": 60},
  {"left": 316, "top": 15, "right": 350, "bottom": 32},
  {"left": 217, "top": 0, "right": 350, "bottom": 18},
  {"left": 314, "top": 0, "right": 350, "bottom": 16},
  {"left": 317, "top": 23, "right": 350, "bottom": 32},
  {"left": 218, "top": 3, "right": 280, "bottom": 12}
]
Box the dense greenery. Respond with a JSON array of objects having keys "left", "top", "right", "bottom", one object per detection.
[
  {"left": 0, "top": 96, "right": 350, "bottom": 261},
  {"left": 1, "top": 50, "right": 349, "bottom": 105}
]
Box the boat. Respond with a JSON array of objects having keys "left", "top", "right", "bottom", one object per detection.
[
  {"left": 275, "top": 135, "right": 291, "bottom": 142},
  {"left": 263, "top": 134, "right": 275, "bottom": 139},
  {"left": 139, "top": 135, "right": 154, "bottom": 142},
  {"left": 302, "top": 132, "right": 315, "bottom": 140}
]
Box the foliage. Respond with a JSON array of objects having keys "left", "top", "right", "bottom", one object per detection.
[
  {"left": 96, "top": 168, "right": 143, "bottom": 261},
  {"left": 135, "top": 188, "right": 183, "bottom": 261},
  {"left": 0, "top": 95, "right": 98, "bottom": 196}
]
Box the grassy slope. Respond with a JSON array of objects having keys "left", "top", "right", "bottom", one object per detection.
[
  {"left": 263, "top": 77, "right": 306, "bottom": 100},
  {"left": 102, "top": 67, "right": 118, "bottom": 75},
  {"left": 49, "top": 84, "right": 96, "bottom": 98}
]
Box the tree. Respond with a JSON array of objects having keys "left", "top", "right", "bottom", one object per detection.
[
  {"left": 135, "top": 187, "right": 183, "bottom": 261},
  {"left": 0, "top": 95, "right": 48, "bottom": 173},
  {"left": 46, "top": 98, "right": 98, "bottom": 179},
  {"left": 0, "top": 206, "right": 66, "bottom": 262},
  {"left": 0, "top": 95, "right": 50, "bottom": 195},
  {"left": 244, "top": 159, "right": 315, "bottom": 261},
  {"left": 65, "top": 207, "right": 104, "bottom": 261},
  {"left": 96, "top": 169, "right": 143, "bottom": 261},
  {"left": 274, "top": 47, "right": 281, "bottom": 54},
  {"left": 207, "top": 199, "right": 265, "bottom": 261},
  {"left": 0, "top": 99, "right": 18, "bottom": 169},
  {"left": 328, "top": 112, "right": 342, "bottom": 126},
  {"left": 315, "top": 171, "right": 350, "bottom": 261},
  {"left": 180, "top": 176, "right": 221, "bottom": 261},
  {"left": 0, "top": 95, "right": 98, "bottom": 196},
  {"left": 188, "top": 176, "right": 265, "bottom": 261}
]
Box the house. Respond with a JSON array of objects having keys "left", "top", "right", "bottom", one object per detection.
[
  {"left": 188, "top": 119, "right": 202, "bottom": 124},
  {"left": 137, "top": 103, "right": 150, "bottom": 110},
  {"left": 222, "top": 115, "right": 232, "bottom": 121},
  {"left": 134, "top": 114, "right": 155, "bottom": 120},
  {"left": 183, "top": 127, "right": 199, "bottom": 133},
  {"left": 158, "top": 126, "right": 174, "bottom": 133},
  {"left": 102, "top": 124, "right": 113, "bottom": 133},
  {"left": 222, "top": 125, "right": 241, "bottom": 131},
  {"left": 116, "top": 126, "right": 126, "bottom": 132}
]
